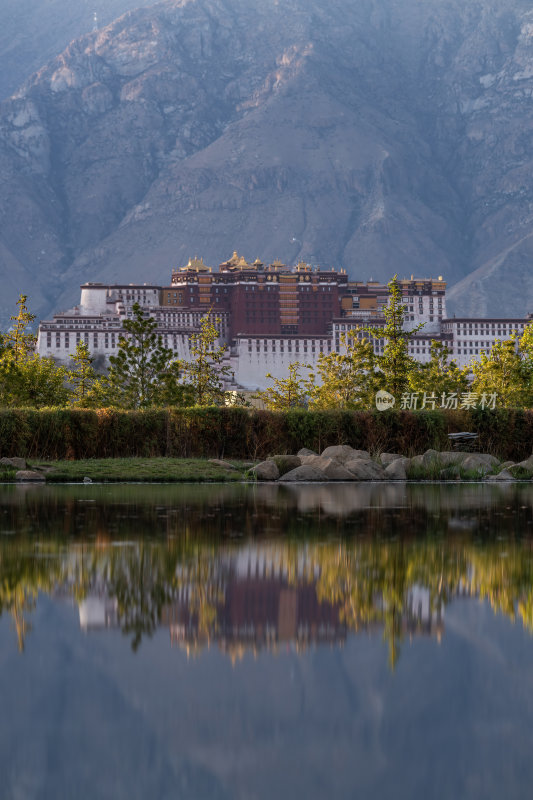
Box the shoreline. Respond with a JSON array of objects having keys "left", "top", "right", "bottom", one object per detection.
[
  {"left": 0, "top": 449, "right": 531, "bottom": 484},
  {"left": 3, "top": 479, "right": 533, "bottom": 486}
]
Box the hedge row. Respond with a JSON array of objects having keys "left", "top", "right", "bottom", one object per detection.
[{"left": 0, "top": 407, "right": 531, "bottom": 461}]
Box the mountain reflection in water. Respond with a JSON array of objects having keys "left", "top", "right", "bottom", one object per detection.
[{"left": 1, "top": 482, "right": 532, "bottom": 666}]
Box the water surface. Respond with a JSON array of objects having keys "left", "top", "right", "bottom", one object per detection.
[{"left": 1, "top": 482, "right": 533, "bottom": 799}]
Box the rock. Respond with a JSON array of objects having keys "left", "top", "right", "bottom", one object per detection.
[
  {"left": 438, "top": 451, "right": 469, "bottom": 466},
  {"left": 297, "top": 448, "right": 317, "bottom": 457},
  {"left": 486, "top": 469, "right": 515, "bottom": 481},
  {"left": 512, "top": 455, "right": 533, "bottom": 472},
  {"left": 344, "top": 458, "right": 385, "bottom": 481},
  {"left": 384, "top": 459, "right": 407, "bottom": 480},
  {"left": 81, "top": 82, "right": 114, "bottom": 116},
  {"left": 410, "top": 449, "right": 465, "bottom": 476},
  {"left": 299, "top": 455, "right": 358, "bottom": 479},
  {"left": 349, "top": 449, "right": 372, "bottom": 461},
  {"left": 0, "top": 457, "right": 27, "bottom": 470},
  {"left": 321, "top": 462, "right": 356, "bottom": 481},
  {"left": 320, "top": 445, "right": 359, "bottom": 463},
  {"left": 409, "top": 454, "right": 425, "bottom": 470},
  {"left": 509, "top": 462, "right": 533, "bottom": 478},
  {"left": 410, "top": 449, "right": 441, "bottom": 468},
  {"left": 208, "top": 458, "right": 237, "bottom": 470},
  {"left": 83, "top": 476, "right": 93, "bottom": 483},
  {"left": 499, "top": 461, "right": 516, "bottom": 470},
  {"left": 461, "top": 454, "right": 499, "bottom": 476},
  {"left": 380, "top": 453, "right": 402, "bottom": 467},
  {"left": 279, "top": 465, "right": 328, "bottom": 482},
  {"left": 410, "top": 451, "right": 441, "bottom": 471},
  {"left": 299, "top": 455, "right": 338, "bottom": 471},
  {"left": 320, "top": 445, "right": 373, "bottom": 463},
  {"left": 251, "top": 460, "right": 279, "bottom": 481},
  {"left": 474, "top": 453, "right": 499, "bottom": 466},
  {"left": 271, "top": 455, "right": 302, "bottom": 476},
  {"left": 15, "top": 470, "right": 45, "bottom": 482}
]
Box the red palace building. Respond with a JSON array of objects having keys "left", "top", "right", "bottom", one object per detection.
[{"left": 163, "top": 251, "right": 349, "bottom": 338}]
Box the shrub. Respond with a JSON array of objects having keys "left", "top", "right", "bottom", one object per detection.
[{"left": 0, "top": 407, "right": 529, "bottom": 461}]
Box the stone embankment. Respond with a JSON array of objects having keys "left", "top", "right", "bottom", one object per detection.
[{"left": 250, "top": 446, "right": 533, "bottom": 482}]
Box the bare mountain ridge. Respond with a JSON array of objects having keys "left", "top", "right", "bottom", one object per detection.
[
  {"left": 0, "top": 0, "right": 158, "bottom": 102},
  {"left": 1, "top": 0, "right": 533, "bottom": 326}
]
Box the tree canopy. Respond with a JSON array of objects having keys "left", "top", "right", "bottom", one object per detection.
[{"left": 0, "top": 293, "right": 532, "bottom": 411}]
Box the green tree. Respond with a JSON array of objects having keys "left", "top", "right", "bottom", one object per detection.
[
  {"left": 306, "top": 329, "right": 378, "bottom": 409},
  {"left": 4, "top": 295, "right": 36, "bottom": 364},
  {"left": 109, "top": 542, "right": 171, "bottom": 651},
  {"left": 0, "top": 353, "right": 69, "bottom": 407},
  {"left": 10, "top": 353, "right": 70, "bottom": 407},
  {"left": 409, "top": 340, "right": 469, "bottom": 398},
  {"left": 470, "top": 333, "right": 529, "bottom": 408},
  {"left": 365, "top": 276, "right": 423, "bottom": 398},
  {"left": 68, "top": 341, "right": 100, "bottom": 407},
  {"left": 179, "top": 314, "right": 233, "bottom": 406},
  {"left": 0, "top": 296, "right": 69, "bottom": 407},
  {"left": 157, "top": 370, "right": 196, "bottom": 407},
  {"left": 517, "top": 323, "right": 533, "bottom": 408},
  {"left": 257, "top": 362, "right": 308, "bottom": 410},
  {"left": 104, "top": 303, "right": 178, "bottom": 408}
]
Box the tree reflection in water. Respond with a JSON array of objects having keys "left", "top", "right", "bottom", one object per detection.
[{"left": 0, "top": 482, "right": 533, "bottom": 666}]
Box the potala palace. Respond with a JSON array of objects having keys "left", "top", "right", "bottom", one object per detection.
[{"left": 36, "top": 252, "right": 532, "bottom": 391}]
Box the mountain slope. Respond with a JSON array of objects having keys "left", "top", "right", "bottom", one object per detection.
[
  {"left": 0, "top": 0, "right": 157, "bottom": 101},
  {"left": 0, "top": 0, "right": 533, "bottom": 324}
]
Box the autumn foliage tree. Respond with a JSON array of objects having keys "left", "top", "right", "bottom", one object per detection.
[
  {"left": 0, "top": 295, "right": 69, "bottom": 407},
  {"left": 258, "top": 362, "right": 308, "bottom": 410},
  {"left": 409, "top": 341, "right": 469, "bottom": 398},
  {"left": 306, "top": 330, "right": 378, "bottom": 409},
  {"left": 470, "top": 329, "right": 533, "bottom": 408}
]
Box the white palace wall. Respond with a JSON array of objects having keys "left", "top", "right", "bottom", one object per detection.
[
  {"left": 233, "top": 337, "right": 330, "bottom": 390},
  {"left": 36, "top": 280, "right": 532, "bottom": 390},
  {"left": 36, "top": 311, "right": 194, "bottom": 364}
]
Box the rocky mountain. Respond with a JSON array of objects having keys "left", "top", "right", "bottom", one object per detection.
[
  {"left": 1, "top": 0, "right": 533, "bottom": 326},
  {"left": 0, "top": 0, "right": 157, "bottom": 102}
]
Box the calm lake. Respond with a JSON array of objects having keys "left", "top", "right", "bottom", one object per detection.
[{"left": 2, "top": 481, "right": 533, "bottom": 799}]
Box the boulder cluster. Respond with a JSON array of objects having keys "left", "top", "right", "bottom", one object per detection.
[
  {"left": 0, "top": 457, "right": 45, "bottom": 482},
  {"left": 250, "top": 447, "right": 533, "bottom": 482}
]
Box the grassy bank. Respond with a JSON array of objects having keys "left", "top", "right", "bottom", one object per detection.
[
  {"left": 0, "top": 465, "right": 17, "bottom": 481},
  {"left": 32, "top": 457, "right": 251, "bottom": 483}
]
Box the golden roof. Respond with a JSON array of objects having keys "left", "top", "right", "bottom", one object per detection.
[{"left": 180, "top": 256, "right": 210, "bottom": 272}]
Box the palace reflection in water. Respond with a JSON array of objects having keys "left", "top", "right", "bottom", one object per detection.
[
  {"left": 3, "top": 482, "right": 533, "bottom": 800},
  {"left": 78, "top": 545, "right": 445, "bottom": 661},
  {"left": 1, "top": 482, "right": 532, "bottom": 665}
]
